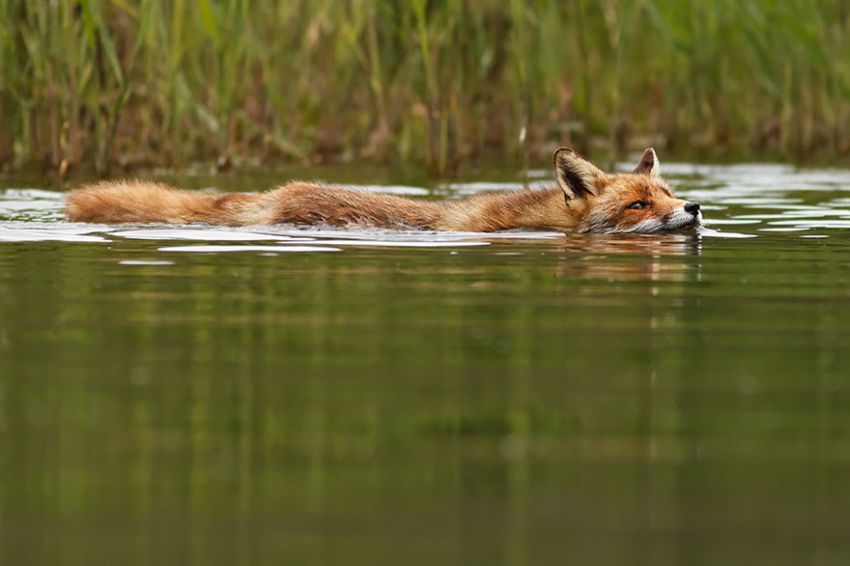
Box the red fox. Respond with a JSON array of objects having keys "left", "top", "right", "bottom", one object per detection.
[{"left": 65, "top": 148, "right": 701, "bottom": 233}]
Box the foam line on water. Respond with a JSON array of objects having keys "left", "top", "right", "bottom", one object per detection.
[
  {"left": 118, "top": 260, "right": 176, "bottom": 266},
  {"left": 159, "top": 245, "right": 341, "bottom": 253},
  {"left": 0, "top": 226, "right": 110, "bottom": 243},
  {"left": 306, "top": 239, "right": 489, "bottom": 248},
  {"left": 697, "top": 228, "right": 757, "bottom": 239},
  {"left": 110, "top": 228, "right": 311, "bottom": 242}
]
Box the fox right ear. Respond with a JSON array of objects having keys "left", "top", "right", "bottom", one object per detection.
[
  {"left": 553, "top": 148, "right": 603, "bottom": 201},
  {"left": 633, "top": 147, "right": 661, "bottom": 178}
]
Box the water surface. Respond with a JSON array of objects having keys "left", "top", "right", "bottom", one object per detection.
[{"left": 2, "top": 163, "right": 850, "bottom": 565}]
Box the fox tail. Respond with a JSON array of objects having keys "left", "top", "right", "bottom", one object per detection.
[{"left": 65, "top": 181, "right": 266, "bottom": 225}]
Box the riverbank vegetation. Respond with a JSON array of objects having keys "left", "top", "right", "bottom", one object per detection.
[{"left": 2, "top": 1, "right": 849, "bottom": 175}]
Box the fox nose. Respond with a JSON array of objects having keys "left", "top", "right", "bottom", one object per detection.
[{"left": 684, "top": 202, "right": 701, "bottom": 215}]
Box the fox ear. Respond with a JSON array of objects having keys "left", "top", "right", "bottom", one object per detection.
[
  {"left": 553, "top": 148, "right": 602, "bottom": 201},
  {"left": 633, "top": 147, "right": 661, "bottom": 178}
]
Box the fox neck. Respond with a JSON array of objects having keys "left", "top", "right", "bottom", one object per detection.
[{"left": 438, "top": 188, "right": 589, "bottom": 232}]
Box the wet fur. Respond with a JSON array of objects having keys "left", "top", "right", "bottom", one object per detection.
[{"left": 65, "top": 148, "right": 701, "bottom": 233}]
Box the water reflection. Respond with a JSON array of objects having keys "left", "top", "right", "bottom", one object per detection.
[{"left": 554, "top": 233, "right": 701, "bottom": 283}]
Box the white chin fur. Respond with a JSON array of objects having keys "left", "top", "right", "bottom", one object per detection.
[{"left": 621, "top": 209, "right": 701, "bottom": 233}]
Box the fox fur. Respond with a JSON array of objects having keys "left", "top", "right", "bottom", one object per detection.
[{"left": 65, "top": 148, "right": 702, "bottom": 233}]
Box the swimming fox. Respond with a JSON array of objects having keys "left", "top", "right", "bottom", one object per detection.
[{"left": 65, "top": 148, "right": 701, "bottom": 233}]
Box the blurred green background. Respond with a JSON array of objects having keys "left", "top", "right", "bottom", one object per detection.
[{"left": 2, "top": 0, "right": 849, "bottom": 175}]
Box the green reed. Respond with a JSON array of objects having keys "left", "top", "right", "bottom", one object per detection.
[{"left": 1, "top": 0, "right": 849, "bottom": 175}]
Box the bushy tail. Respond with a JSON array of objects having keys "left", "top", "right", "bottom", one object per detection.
[{"left": 65, "top": 180, "right": 263, "bottom": 225}]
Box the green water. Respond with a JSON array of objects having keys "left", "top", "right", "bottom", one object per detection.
[{"left": 1, "top": 163, "right": 850, "bottom": 564}]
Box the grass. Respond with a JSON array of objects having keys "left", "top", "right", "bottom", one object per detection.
[{"left": 1, "top": 0, "right": 849, "bottom": 176}]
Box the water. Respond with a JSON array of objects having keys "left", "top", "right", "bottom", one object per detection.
[{"left": 2, "top": 163, "right": 850, "bottom": 565}]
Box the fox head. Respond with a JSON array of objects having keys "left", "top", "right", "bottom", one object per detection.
[{"left": 554, "top": 147, "right": 701, "bottom": 233}]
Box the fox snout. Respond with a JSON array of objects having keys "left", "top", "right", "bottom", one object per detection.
[
  {"left": 658, "top": 200, "right": 702, "bottom": 232},
  {"left": 684, "top": 202, "right": 701, "bottom": 215}
]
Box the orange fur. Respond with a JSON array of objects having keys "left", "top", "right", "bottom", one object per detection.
[{"left": 65, "top": 148, "right": 701, "bottom": 233}]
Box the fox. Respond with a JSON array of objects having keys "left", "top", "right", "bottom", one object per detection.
[{"left": 65, "top": 148, "right": 701, "bottom": 233}]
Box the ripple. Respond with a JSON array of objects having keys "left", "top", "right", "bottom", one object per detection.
[
  {"left": 0, "top": 188, "right": 64, "bottom": 200},
  {"left": 735, "top": 209, "right": 850, "bottom": 220},
  {"left": 0, "top": 224, "right": 110, "bottom": 243},
  {"left": 0, "top": 188, "right": 65, "bottom": 222},
  {"left": 312, "top": 239, "right": 489, "bottom": 248},
  {"left": 118, "top": 259, "right": 176, "bottom": 266},
  {"left": 698, "top": 228, "right": 757, "bottom": 239},
  {"left": 766, "top": 219, "right": 850, "bottom": 229},
  {"left": 702, "top": 219, "right": 762, "bottom": 225},
  {"left": 254, "top": 226, "right": 561, "bottom": 242},
  {"left": 159, "top": 245, "right": 341, "bottom": 253},
  {"left": 110, "top": 228, "right": 309, "bottom": 241}
]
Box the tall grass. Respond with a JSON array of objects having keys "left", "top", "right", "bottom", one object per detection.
[{"left": 1, "top": 0, "right": 849, "bottom": 175}]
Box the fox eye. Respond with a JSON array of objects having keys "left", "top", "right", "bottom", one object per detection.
[{"left": 627, "top": 200, "right": 650, "bottom": 210}]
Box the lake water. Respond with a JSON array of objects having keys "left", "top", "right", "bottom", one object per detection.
[{"left": 2, "top": 162, "right": 850, "bottom": 564}]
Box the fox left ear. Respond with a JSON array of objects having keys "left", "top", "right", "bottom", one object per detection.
[
  {"left": 633, "top": 148, "right": 661, "bottom": 178},
  {"left": 553, "top": 147, "right": 603, "bottom": 201}
]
